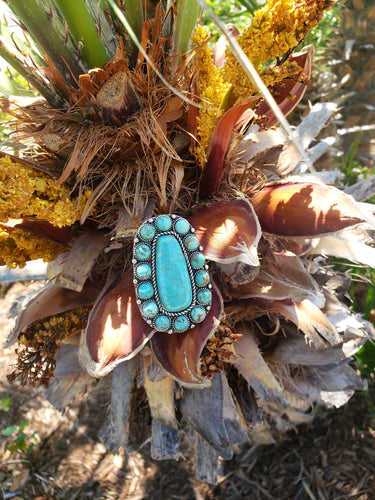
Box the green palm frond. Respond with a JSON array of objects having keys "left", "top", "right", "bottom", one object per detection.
[
  {"left": 53, "top": 0, "right": 109, "bottom": 68},
  {"left": 6, "top": 0, "right": 84, "bottom": 86}
]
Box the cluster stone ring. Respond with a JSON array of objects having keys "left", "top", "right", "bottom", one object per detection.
[{"left": 133, "top": 214, "right": 212, "bottom": 333}]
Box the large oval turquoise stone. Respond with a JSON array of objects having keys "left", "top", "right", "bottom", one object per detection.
[{"left": 155, "top": 234, "right": 193, "bottom": 313}]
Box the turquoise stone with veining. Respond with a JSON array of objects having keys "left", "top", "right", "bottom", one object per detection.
[
  {"left": 197, "top": 289, "right": 212, "bottom": 305},
  {"left": 155, "top": 234, "right": 193, "bottom": 313},
  {"left": 139, "top": 224, "right": 155, "bottom": 240},
  {"left": 136, "top": 263, "right": 152, "bottom": 280},
  {"left": 138, "top": 282, "right": 154, "bottom": 300},
  {"left": 195, "top": 270, "right": 210, "bottom": 287},
  {"left": 191, "top": 306, "right": 206, "bottom": 323},
  {"left": 174, "top": 315, "right": 189, "bottom": 332},
  {"left": 175, "top": 218, "right": 190, "bottom": 235},
  {"left": 156, "top": 215, "right": 172, "bottom": 231},
  {"left": 135, "top": 243, "right": 151, "bottom": 260},
  {"left": 142, "top": 301, "right": 158, "bottom": 318},
  {"left": 184, "top": 234, "right": 200, "bottom": 251},
  {"left": 155, "top": 315, "right": 170, "bottom": 331},
  {"left": 190, "top": 252, "right": 205, "bottom": 269}
]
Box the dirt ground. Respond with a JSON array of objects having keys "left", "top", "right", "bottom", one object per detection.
[{"left": 0, "top": 283, "right": 375, "bottom": 500}]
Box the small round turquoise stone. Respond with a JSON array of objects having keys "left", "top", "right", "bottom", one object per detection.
[
  {"left": 191, "top": 306, "right": 206, "bottom": 323},
  {"left": 156, "top": 215, "right": 172, "bottom": 231},
  {"left": 136, "top": 263, "right": 152, "bottom": 280},
  {"left": 155, "top": 315, "right": 170, "bottom": 331},
  {"left": 139, "top": 224, "right": 155, "bottom": 241},
  {"left": 135, "top": 244, "right": 151, "bottom": 260},
  {"left": 174, "top": 315, "right": 189, "bottom": 332},
  {"left": 175, "top": 218, "right": 190, "bottom": 235},
  {"left": 138, "top": 283, "right": 154, "bottom": 300},
  {"left": 184, "top": 234, "right": 199, "bottom": 251},
  {"left": 190, "top": 252, "right": 205, "bottom": 269},
  {"left": 197, "top": 289, "right": 212, "bottom": 306},
  {"left": 195, "top": 270, "right": 210, "bottom": 287},
  {"left": 142, "top": 301, "right": 158, "bottom": 318}
]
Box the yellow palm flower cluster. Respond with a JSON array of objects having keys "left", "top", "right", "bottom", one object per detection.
[
  {"left": 19, "top": 306, "right": 90, "bottom": 349},
  {"left": 13, "top": 306, "right": 91, "bottom": 387},
  {"left": 0, "top": 156, "right": 91, "bottom": 268},
  {"left": 192, "top": 26, "right": 230, "bottom": 167},
  {"left": 192, "top": 0, "right": 332, "bottom": 163},
  {"left": 0, "top": 228, "right": 64, "bottom": 268},
  {"left": 221, "top": 0, "right": 333, "bottom": 98},
  {"left": 0, "top": 156, "right": 89, "bottom": 227}
]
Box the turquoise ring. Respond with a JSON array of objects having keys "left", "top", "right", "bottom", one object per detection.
[{"left": 133, "top": 215, "right": 212, "bottom": 333}]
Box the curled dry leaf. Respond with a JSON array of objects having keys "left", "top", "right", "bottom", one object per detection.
[
  {"left": 57, "top": 230, "right": 108, "bottom": 292},
  {"left": 258, "top": 298, "right": 341, "bottom": 347},
  {"left": 264, "top": 322, "right": 368, "bottom": 366},
  {"left": 284, "top": 363, "right": 365, "bottom": 409},
  {"left": 304, "top": 227, "right": 375, "bottom": 266},
  {"left": 151, "top": 284, "right": 223, "bottom": 388},
  {"left": 199, "top": 97, "right": 256, "bottom": 199},
  {"left": 157, "top": 96, "right": 184, "bottom": 136},
  {"left": 189, "top": 199, "right": 261, "bottom": 267},
  {"left": 237, "top": 102, "right": 338, "bottom": 178},
  {"left": 231, "top": 325, "right": 288, "bottom": 405},
  {"left": 6, "top": 281, "right": 100, "bottom": 348},
  {"left": 237, "top": 126, "right": 285, "bottom": 165},
  {"left": 230, "top": 250, "right": 324, "bottom": 307},
  {"left": 256, "top": 46, "right": 313, "bottom": 130},
  {"left": 82, "top": 270, "right": 154, "bottom": 377}
]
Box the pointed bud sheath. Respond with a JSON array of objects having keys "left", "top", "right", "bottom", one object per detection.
[
  {"left": 230, "top": 250, "right": 324, "bottom": 307},
  {"left": 5, "top": 282, "right": 100, "bottom": 348},
  {"left": 254, "top": 298, "right": 341, "bottom": 348},
  {"left": 151, "top": 284, "right": 223, "bottom": 388},
  {"left": 81, "top": 271, "right": 154, "bottom": 378},
  {"left": 199, "top": 97, "right": 256, "bottom": 199},
  {"left": 189, "top": 200, "right": 261, "bottom": 268},
  {"left": 251, "top": 181, "right": 367, "bottom": 237},
  {"left": 256, "top": 46, "right": 313, "bottom": 130},
  {"left": 0, "top": 218, "right": 72, "bottom": 245},
  {"left": 212, "top": 24, "right": 240, "bottom": 68}
]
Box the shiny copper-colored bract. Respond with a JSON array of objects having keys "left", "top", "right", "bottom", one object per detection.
[{"left": 252, "top": 181, "right": 366, "bottom": 236}]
